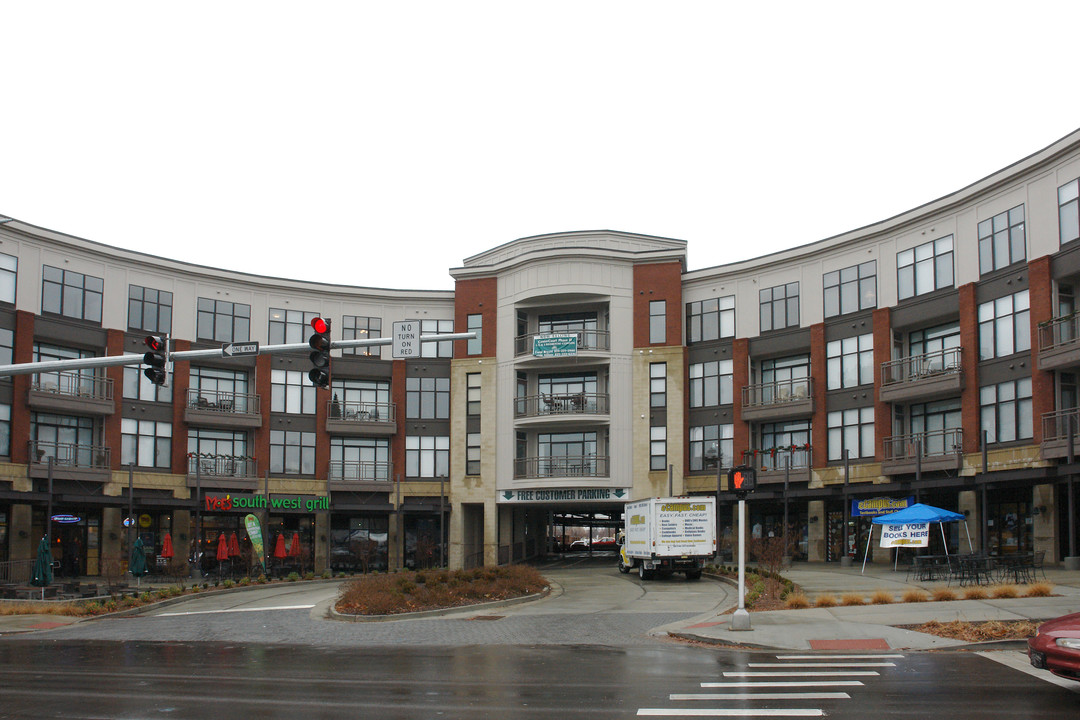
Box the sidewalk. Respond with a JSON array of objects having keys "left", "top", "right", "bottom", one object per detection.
[{"left": 662, "top": 562, "right": 1080, "bottom": 650}]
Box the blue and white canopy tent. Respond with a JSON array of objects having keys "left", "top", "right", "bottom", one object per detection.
[{"left": 861, "top": 503, "right": 973, "bottom": 573}]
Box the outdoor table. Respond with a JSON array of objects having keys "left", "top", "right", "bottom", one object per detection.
[
  {"left": 992, "top": 554, "right": 1035, "bottom": 584},
  {"left": 913, "top": 554, "right": 950, "bottom": 581}
]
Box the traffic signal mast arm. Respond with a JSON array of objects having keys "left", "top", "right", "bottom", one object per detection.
[{"left": 0, "top": 332, "right": 477, "bottom": 377}]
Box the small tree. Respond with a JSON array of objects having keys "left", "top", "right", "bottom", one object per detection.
[{"left": 330, "top": 393, "right": 342, "bottom": 419}]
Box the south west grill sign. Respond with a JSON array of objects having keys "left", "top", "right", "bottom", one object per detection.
[{"left": 204, "top": 493, "right": 329, "bottom": 513}]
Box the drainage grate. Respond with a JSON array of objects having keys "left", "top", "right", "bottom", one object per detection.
[{"left": 467, "top": 615, "right": 505, "bottom": 621}]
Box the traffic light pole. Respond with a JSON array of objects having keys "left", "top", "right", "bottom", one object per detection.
[
  {"left": 731, "top": 496, "right": 751, "bottom": 631},
  {"left": 0, "top": 332, "right": 477, "bottom": 377}
]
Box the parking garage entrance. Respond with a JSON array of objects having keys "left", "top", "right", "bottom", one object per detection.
[{"left": 496, "top": 492, "right": 629, "bottom": 564}]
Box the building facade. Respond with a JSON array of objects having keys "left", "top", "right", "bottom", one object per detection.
[{"left": 3, "top": 128, "right": 1080, "bottom": 576}]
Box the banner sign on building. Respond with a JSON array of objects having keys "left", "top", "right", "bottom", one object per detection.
[
  {"left": 244, "top": 514, "right": 265, "bottom": 574},
  {"left": 879, "top": 522, "right": 930, "bottom": 548},
  {"left": 499, "top": 487, "right": 629, "bottom": 503},
  {"left": 852, "top": 496, "right": 915, "bottom": 517},
  {"left": 532, "top": 334, "right": 578, "bottom": 357}
]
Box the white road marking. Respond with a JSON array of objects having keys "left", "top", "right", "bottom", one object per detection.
[
  {"left": 670, "top": 693, "right": 850, "bottom": 700},
  {"left": 154, "top": 604, "right": 315, "bottom": 617},
  {"left": 638, "top": 711, "right": 823, "bottom": 717},
  {"left": 748, "top": 662, "right": 895, "bottom": 668},
  {"left": 701, "top": 681, "right": 864, "bottom": 688},
  {"left": 976, "top": 650, "right": 1080, "bottom": 694},
  {"left": 775, "top": 654, "right": 904, "bottom": 660},
  {"left": 723, "top": 671, "right": 879, "bottom": 677}
]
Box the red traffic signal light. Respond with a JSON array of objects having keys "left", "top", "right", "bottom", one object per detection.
[
  {"left": 308, "top": 317, "right": 331, "bottom": 388},
  {"left": 143, "top": 335, "right": 168, "bottom": 386}
]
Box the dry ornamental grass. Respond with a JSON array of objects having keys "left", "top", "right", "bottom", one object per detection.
[{"left": 913, "top": 619, "right": 1038, "bottom": 642}]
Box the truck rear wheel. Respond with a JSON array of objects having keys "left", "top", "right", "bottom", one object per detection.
[
  {"left": 685, "top": 569, "right": 702, "bottom": 580},
  {"left": 638, "top": 564, "right": 652, "bottom": 581}
]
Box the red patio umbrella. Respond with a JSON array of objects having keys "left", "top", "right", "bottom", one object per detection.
[
  {"left": 228, "top": 532, "right": 241, "bottom": 558},
  {"left": 272, "top": 533, "right": 287, "bottom": 559},
  {"left": 216, "top": 533, "right": 229, "bottom": 561},
  {"left": 161, "top": 532, "right": 174, "bottom": 559},
  {"left": 289, "top": 532, "right": 302, "bottom": 558}
]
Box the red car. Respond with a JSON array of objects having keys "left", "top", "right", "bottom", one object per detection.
[{"left": 1028, "top": 611, "right": 1080, "bottom": 681}]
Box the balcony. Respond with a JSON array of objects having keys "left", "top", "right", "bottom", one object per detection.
[
  {"left": 186, "top": 453, "right": 259, "bottom": 490},
  {"left": 879, "top": 348, "right": 963, "bottom": 404},
  {"left": 28, "top": 371, "right": 114, "bottom": 416},
  {"left": 326, "top": 400, "right": 396, "bottom": 436},
  {"left": 741, "top": 446, "right": 812, "bottom": 486},
  {"left": 1041, "top": 408, "right": 1080, "bottom": 460},
  {"left": 514, "top": 330, "right": 611, "bottom": 358},
  {"left": 1038, "top": 315, "right": 1080, "bottom": 371},
  {"left": 328, "top": 460, "right": 393, "bottom": 492},
  {"left": 514, "top": 455, "right": 610, "bottom": 480},
  {"left": 740, "top": 378, "right": 813, "bottom": 423},
  {"left": 184, "top": 389, "right": 262, "bottom": 429},
  {"left": 514, "top": 392, "right": 609, "bottom": 422},
  {"left": 881, "top": 428, "right": 963, "bottom": 475},
  {"left": 28, "top": 440, "right": 112, "bottom": 482}
]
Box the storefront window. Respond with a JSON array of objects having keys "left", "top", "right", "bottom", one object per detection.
[{"left": 330, "top": 515, "right": 388, "bottom": 573}]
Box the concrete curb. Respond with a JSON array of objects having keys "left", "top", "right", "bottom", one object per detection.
[{"left": 328, "top": 584, "right": 555, "bottom": 622}]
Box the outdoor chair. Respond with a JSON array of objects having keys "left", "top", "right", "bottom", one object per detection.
[{"left": 1032, "top": 550, "right": 1046, "bottom": 580}]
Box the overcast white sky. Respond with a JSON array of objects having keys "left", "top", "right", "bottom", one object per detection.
[{"left": 3, "top": 2, "right": 1080, "bottom": 290}]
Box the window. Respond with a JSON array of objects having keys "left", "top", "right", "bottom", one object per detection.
[
  {"left": 121, "top": 419, "right": 172, "bottom": 468},
  {"left": 538, "top": 431, "right": 597, "bottom": 475},
  {"left": 128, "top": 285, "right": 173, "bottom": 334},
  {"left": 909, "top": 399, "right": 962, "bottom": 455},
  {"left": 33, "top": 344, "right": 98, "bottom": 395},
  {"left": 405, "top": 435, "right": 449, "bottom": 478},
  {"left": 650, "top": 425, "right": 666, "bottom": 471},
  {"left": 760, "top": 355, "right": 810, "bottom": 401},
  {"left": 270, "top": 430, "right": 315, "bottom": 474},
  {"left": 1060, "top": 178, "right": 1080, "bottom": 246},
  {"left": 980, "top": 378, "right": 1033, "bottom": 443},
  {"left": 188, "top": 428, "right": 248, "bottom": 458},
  {"left": 467, "top": 373, "right": 481, "bottom": 416},
  {"left": 689, "top": 359, "right": 733, "bottom": 407},
  {"left": 420, "top": 319, "right": 454, "bottom": 358},
  {"left": 122, "top": 365, "right": 172, "bottom": 402},
  {"left": 759, "top": 282, "right": 799, "bottom": 332},
  {"left": 978, "top": 290, "right": 1030, "bottom": 360},
  {"left": 689, "top": 424, "right": 733, "bottom": 472},
  {"left": 649, "top": 300, "right": 666, "bottom": 344},
  {"left": 0, "top": 327, "right": 12, "bottom": 367},
  {"left": 466, "top": 432, "right": 481, "bottom": 475},
  {"left": 197, "top": 298, "right": 250, "bottom": 343},
  {"left": 687, "top": 296, "right": 735, "bottom": 343},
  {"left": 271, "top": 369, "right": 317, "bottom": 414},
  {"left": 341, "top": 315, "right": 381, "bottom": 357},
  {"left": 406, "top": 376, "right": 450, "bottom": 419},
  {"left": 467, "top": 314, "right": 482, "bottom": 355},
  {"left": 42, "top": 265, "right": 103, "bottom": 322},
  {"left": 979, "top": 205, "right": 1025, "bottom": 274},
  {"left": 824, "top": 261, "right": 876, "bottom": 318},
  {"left": 31, "top": 413, "right": 95, "bottom": 456},
  {"left": 909, "top": 323, "right": 961, "bottom": 358},
  {"left": 897, "top": 236, "right": 953, "bottom": 300},
  {"left": 269, "top": 308, "right": 319, "bottom": 345},
  {"left": 759, "top": 419, "right": 811, "bottom": 470},
  {"left": 190, "top": 366, "right": 251, "bottom": 412},
  {"left": 0, "top": 252, "right": 17, "bottom": 304},
  {"left": 0, "top": 404, "right": 10, "bottom": 456},
  {"left": 538, "top": 311, "right": 599, "bottom": 350},
  {"left": 330, "top": 378, "right": 390, "bottom": 418},
  {"left": 650, "top": 363, "right": 666, "bottom": 408},
  {"left": 827, "top": 408, "right": 874, "bottom": 461},
  {"left": 331, "top": 437, "right": 391, "bottom": 481},
  {"left": 826, "top": 335, "right": 873, "bottom": 389}
]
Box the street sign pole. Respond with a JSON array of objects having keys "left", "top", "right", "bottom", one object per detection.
[{"left": 731, "top": 497, "right": 751, "bottom": 631}]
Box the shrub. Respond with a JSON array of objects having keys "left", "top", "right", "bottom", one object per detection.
[
  {"left": 336, "top": 572, "right": 347, "bottom": 579},
  {"left": 902, "top": 589, "right": 929, "bottom": 603},
  {"left": 814, "top": 594, "right": 837, "bottom": 608},
  {"left": 322, "top": 570, "right": 332, "bottom": 579},
  {"left": 1025, "top": 582, "right": 1053, "bottom": 597},
  {"left": 140, "top": 592, "right": 152, "bottom": 603},
  {"left": 930, "top": 588, "right": 957, "bottom": 602},
  {"left": 785, "top": 592, "right": 811, "bottom": 609},
  {"left": 256, "top": 574, "right": 268, "bottom": 584},
  {"left": 303, "top": 572, "right": 315, "bottom": 581},
  {"left": 962, "top": 586, "right": 988, "bottom": 600},
  {"left": 103, "top": 599, "right": 118, "bottom": 613},
  {"left": 223, "top": 579, "right": 235, "bottom": 589},
  {"left": 239, "top": 576, "right": 251, "bottom": 586},
  {"left": 870, "top": 589, "right": 894, "bottom": 605},
  {"left": 286, "top": 572, "right": 300, "bottom": 582},
  {"left": 991, "top": 585, "right": 1018, "bottom": 599},
  {"left": 840, "top": 593, "right": 864, "bottom": 606}
]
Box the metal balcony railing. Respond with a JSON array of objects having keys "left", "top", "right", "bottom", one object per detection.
[
  {"left": 1038, "top": 314, "right": 1080, "bottom": 352},
  {"left": 328, "top": 461, "right": 393, "bottom": 482},
  {"left": 327, "top": 400, "right": 395, "bottom": 423},
  {"left": 742, "top": 446, "right": 812, "bottom": 473},
  {"left": 882, "top": 428, "right": 963, "bottom": 462},
  {"left": 514, "top": 330, "right": 611, "bottom": 356},
  {"left": 742, "top": 377, "right": 812, "bottom": 407},
  {"left": 187, "top": 454, "right": 257, "bottom": 478},
  {"left": 880, "top": 347, "right": 962, "bottom": 386},
  {"left": 187, "top": 389, "right": 260, "bottom": 415},
  {"left": 514, "top": 392, "right": 608, "bottom": 418},
  {"left": 514, "top": 455, "right": 610, "bottom": 479},
  {"left": 1042, "top": 407, "right": 1080, "bottom": 442},
  {"left": 29, "top": 440, "right": 111, "bottom": 469},
  {"left": 32, "top": 370, "right": 113, "bottom": 401}
]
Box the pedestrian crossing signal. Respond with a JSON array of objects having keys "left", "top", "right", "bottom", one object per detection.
[{"left": 728, "top": 465, "right": 757, "bottom": 494}]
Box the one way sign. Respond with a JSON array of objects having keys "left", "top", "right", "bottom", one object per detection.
[{"left": 222, "top": 342, "right": 259, "bottom": 357}]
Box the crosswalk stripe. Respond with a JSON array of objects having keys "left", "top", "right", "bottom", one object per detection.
[
  {"left": 724, "top": 671, "right": 879, "bottom": 677},
  {"left": 155, "top": 604, "right": 315, "bottom": 617},
  {"left": 638, "top": 710, "right": 824, "bottom": 717},
  {"left": 701, "top": 681, "right": 864, "bottom": 688},
  {"left": 670, "top": 693, "right": 850, "bottom": 700},
  {"left": 748, "top": 662, "right": 895, "bottom": 668},
  {"left": 775, "top": 654, "right": 903, "bottom": 660}
]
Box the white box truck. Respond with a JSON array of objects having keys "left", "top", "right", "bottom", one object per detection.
[{"left": 618, "top": 496, "right": 716, "bottom": 580}]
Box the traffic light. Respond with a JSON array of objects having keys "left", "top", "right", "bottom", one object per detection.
[
  {"left": 728, "top": 465, "right": 757, "bottom": 496},
  {"left": 308, "top": 317, "right": 331, "bottom": 388},
  {"left": 143, "top": 335, "right": 169, "bottom": 386}
]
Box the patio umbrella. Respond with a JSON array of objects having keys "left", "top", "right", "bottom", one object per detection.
[
  {"left": 216, "top": 533, "right": 229, "bottom": 561},
  {"left": 161, "top": 532, "right": 174, "bottom": 560},
  {"left": 289, "top": 532, "right": 301, "bottom": 558},
  {"left": 30, "top": 535, "right": 54, "bottom": 600},
  {"left": 273, "top": 533, "right": 287, "bottom": 559},
  {"left": 228, "top": 532, "right": 241, "bottom": 558},
  {"left": 129, "top": 536, "right": 149, "bottom": 587}
]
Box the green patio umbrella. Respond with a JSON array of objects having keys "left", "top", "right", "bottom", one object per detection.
[
  {"left": 30, "top": 535, "right": 54, "bottom": 600},
  {"left": 129, "top": 536, "right": 149, "bottom": 587}
]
